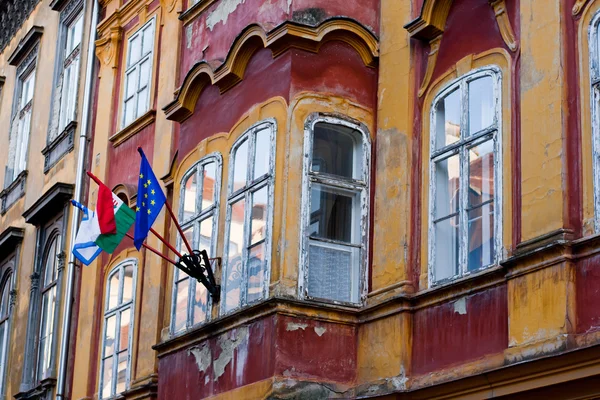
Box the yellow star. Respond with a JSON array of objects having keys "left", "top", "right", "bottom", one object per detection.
[
  {"left": 147, "top": 179, "right": 151, "bottom": 185},
  {"left": 136, "top": 207, "right": 140, "bottom": 212},
  {"left": 144, "top": 183, "right": 148, "bottom": 188},
  {"left": 142, "top": 202, "right": 145, "bottom": 207},
  {"left": 151, "top": 189, "right": 155, "bottom": 195},
  {"left": 144, "top": 194, "right": 148, "bottom": 198},
  {"left": 150, "top": 200, "right": 155, "bottom": 206},
  {"left": 139, "top": 173, "right": 144, "bottom": 179},
  {"left": 147, "top": 209, "right": 151, "bottom": 215}
]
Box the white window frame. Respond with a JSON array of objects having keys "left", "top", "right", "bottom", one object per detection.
[
  {"left": 589, "top": 12, "right": 600, "bottom": 231},
  {"left": 171, "top": 154, "right": 222, "bottom": 334},
  {"left": 298, "top": 114, "right": 370, "bottom": 305},
  {"left": 57, "top": 10, "right": 83, "bottom": 134},
  {"left": 36, "top": 231, "right": 61, "bottom": 382},
  {"left": 0, "top": 266, "right": 14, "bottom": 400},
  {"left": 121, "top": 18, "right": 155, "bottom": 128},
  {"left": 428, "top": 66, "right": 503, "bottom": 286},
  {"left": 220, "top": 119, "right": 276, "bottom": 315},
  {"left": 98, "top": 259, "right": 137, "bottom": 400}
]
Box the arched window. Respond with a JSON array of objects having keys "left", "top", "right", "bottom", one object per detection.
[
  {"left": 99, "top": 260, "right": 137, "bottom": 399},
  {"left": 299, "top": 115, "right": 370, "bottom": 304},
  {"left": 172, "top": 154, "right": 222, "bottom": 333},
  {"left": 590, "top": 12, "right": 600, "bottom": 229},
  {"left": 221, "top": 119, "right": 276, "bottom": 314},
  {"left": 0, "top": 269, "right": 13, "bottom": 398},
  {"left": 429, "top": 67, "right": 502, "bottom": 284},
  {"left": 36, "top": 232, "right": 61, "bottom": 381}
]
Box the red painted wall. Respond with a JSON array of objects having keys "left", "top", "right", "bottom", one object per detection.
[
  {"left": 412, "top": 285, "right": 508, "bottom": 374},
  {"left": 576, "top": 255, "right": 600, "bottom": 334}
]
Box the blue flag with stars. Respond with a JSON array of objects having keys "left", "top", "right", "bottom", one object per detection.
[{"left": 134, "top": 148, "right": 167, "bottom": 250}]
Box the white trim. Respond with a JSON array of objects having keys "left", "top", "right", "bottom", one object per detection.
[
  {"left": 170, "top": 153, "right": 222, "bottom": 334},
  {"left": 428, "top": 66, "right": 503, "bottom": 287},
  {"left": 98, "top": 258, "right": 138, "bottom": 400},
  {"left": 298, "top": 114, "right": 371, "bottom": 306},
  {"left": 221, "top": 119, "right": 277, "bottom": 315},
  {"left": 589, "top": 12, "right": 600, "bottom": 232}
]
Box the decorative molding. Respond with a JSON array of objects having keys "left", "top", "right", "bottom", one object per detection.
[
  {"left": 0, "top": 171, "right": 27, "bottom": 215},
  {"left": 160, "top": 0, "right": 180, "bottom": 14},
  {"left": 0, "top": 227, "right": 24, "bottom": 261},
  {"left": 164, "top": 18, "right": 379, "bottom": 122},
  {"left": 29, "top": 272, "right": 40, "bottom": 292},
  {"left": 404, "top": 0, "right": 453, "bottom": 41},
  {"left": 113, "top": 183, "right": 138, "bottom": 208},
  {"left": 573, "top": 0, "right": 589, "bottom": 16},
  {"left": 9, "top": 289, "right": 17, "bottom": 308},
  {"left": 8, "top": 26, "right": 43, "bottom": 66},
  {"left": 22, "top": 182, "right": 74, "bottom": 225},
  {"left": 56, "top": 252, "right": 66, "bottom": 272},
  {"left": 42, "top": 121, "right": 76, "bottom": 173},
  {"left": 109, "top": 109, "right": 156, "bottom": 147},
  {"left": 418, "top": 34, "right": 442, "bottom": 97},
  {"left": 95, "top": 27, "right": 122, "bottom": 68},
  {"left": 489, "top": 0, "right": 518, "bottom": 51},
  {"left": 0, "top": 0, "right": 42, "bottom": 54}
]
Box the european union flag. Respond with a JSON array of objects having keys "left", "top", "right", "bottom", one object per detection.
[{"left": 134, "top": 148, "right": 166, "bottom": 250}]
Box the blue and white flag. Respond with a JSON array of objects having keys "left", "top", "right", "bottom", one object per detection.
[{"left": 71, "top": 200, "right": 103, "bottom": 266}]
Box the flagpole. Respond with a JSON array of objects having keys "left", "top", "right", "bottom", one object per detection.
[
  {"left": 150, "top": 227, "right": 183, "bottom": 258},
  {"left": 125, "top": 233, "right": 178, "bottom": 265}
]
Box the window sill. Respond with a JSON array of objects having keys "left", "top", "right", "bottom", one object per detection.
[
  {"left": 14, "top": 377, "right": 56, "bottom": 400},
  {"left": 179, "top": 0, "right": 217, "bottom": 25},
  {"left": 42, "top": 121, "right": 76, "bottom": 173},
  {"left": 0, "top": 171, "right": 27, "bottom": 215},
  {"left": 110, "top": 110, "right": 156, "bottom": 147}
]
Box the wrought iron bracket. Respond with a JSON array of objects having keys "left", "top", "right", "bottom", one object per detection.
[{"left": 176, "top": 250, "right": 220, "bottom": 302}]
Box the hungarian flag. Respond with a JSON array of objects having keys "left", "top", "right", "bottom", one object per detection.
[
  {"left": 96, "top": 178, "right": 117, "bottom": 234},
  {"left": 96, "top": 192, "right": 136, "bottom": 254}
]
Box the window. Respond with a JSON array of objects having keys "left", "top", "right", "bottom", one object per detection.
[
  {"left": 58, "top": 11, "right": 83, "bottom": 135},
  {"left": 0, "top": 266, "right": 14, "bottom": 399},
  {"left": 122, "top": 18, "right": 155, "bottom": 127},
  {"left": 429, "top": 68, "right": 501, "bottom": 285},
  {"left": 221, "top": 120, "right": 276, "bottom": 314},
  {"left": 99, "top": 260, "right": 137, "bottom": 399},
  {"left": 6, "top": 64, "right": 36, "bottom": 185},
  {"left": 299, "top": 116, "right": 370, "bottom": 304},
  {"left": 590, "top": 13, "right": 600, "bottom": 229},
  {"left": 36, "top": 233, "right": 61, "bottom": 382},
  {"left": 171, "top": 155, "right": 221, "bottom": 333}
]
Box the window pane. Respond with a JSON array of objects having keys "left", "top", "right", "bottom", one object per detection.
[
  {"left": 192, "top": 282, "right": 208, "bottom": 325},
  {"left": 199, "top": 216, "right": 213, "bottom": 253},
  {"left": 0, "top": 277, "right": 10, "bottom": 318},
  {"left": 122, "top": 265, "right": 134, "bottom": 304},
  {"left": 434, "top": 154, "right": 460, "bottom": 218},
  {"left": 309, "top": 184, "right": 356, "bottom": 244},
  {"left": 312, "top": 123, "right": 358, "bottom": 179},
  {"left": 108, "top": 272, "right": 119, "bottom": 310},
  {"left": 139, "top": 59, "right": 151, "bottom": 90},
  {"left": 173, "top": 278, "right": 189, "bottom": 332},
  {"left": 247, "top": 242, "right": 265, "bottom": 304},
  {"left": 468, "top": 202, "right": 494, "bottom": 271},
  {"left": 136, "top": 87, "right": 148, "bottom": 118},
  {"left": 468, "top": 140, "right": 495, "bottom": 206},
  {"left": 142, "top": 23, "right": 154, "bottom": 55},
  {"left": 250, "top": 187, "right": 267, "bottom": 245},
  {"left": 125, "top": 69, "right": 138, "bottom": 99},
  {"left": 201, "top": 162, "right": 216, "bottom": 211},
  {"left": 434, "top": 216, "right": 459, "bottom": 281},
  {"left": 129, "top": 35, "right": 141, "bottom": 66},
  {"left": 435, "top": 89, "right": 461, "bottom": 149},
  {"left": 116, "top": 350, "right": 128, "bottom": 393},
  {"left": 181, "top": 226, "right": 194, "bottom": 255},
  {"left": 468, "top": 76, "right": 494, "bottom": 135},
  {"left": 104, "top": 315, "right": 116, "bottom": 357},
  {"left": 44, "top": 238, "right": 57, "bottom": 285},
  {"left": 124, "top": 98, "right": 135, "bottom": 126},
  {"left": 224, "top": 199, "right": 245, "bottom": 312},
  {"left": 253, "top": 128, "right": 270, "bottom": 179},
  {"left": 182, "top": 171, "right": 197, "bottom": 221},
  {"left": 232, "top": 139, "right": 248, "bottom": 192},
  {"left": 119, "top": 309, "right": 130, "bottom": 351},
  {"left": 101, "top": 356, "right": 114, "bottom": 399},
  {"left": 308, "top": 242, "right": 357, "bottom": 303}
]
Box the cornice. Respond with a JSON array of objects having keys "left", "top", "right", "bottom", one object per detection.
[
  {"left": 109, "top": 109, "right": 156, "bottom": 147},
  {"left": 7, "top": 26, "right": 43, "bottom": 66},
  {"left": 164, "top": 17, "right": 379, "bottom": 122},
  {"left": 97, "top": 0, "right": 155, "bottom": 35},
  {"left": 404, "top": 0, "right": 452, "bottom": 41}
]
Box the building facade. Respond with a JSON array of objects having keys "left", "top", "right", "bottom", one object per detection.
[
  {"left": 4, "top": 0, "right": 600, "bottom": 399},
  {"left": 0, "top": 0, "right": 96, "bottom": 399}
]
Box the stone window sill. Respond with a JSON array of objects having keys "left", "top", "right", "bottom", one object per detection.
[
  {"left": 110, "top": 109, "right": 156, "bottom": 147},
  {"left": 42, "top": 121, "right": 76, "bottom": 173},
  {"left": 0, "top": 171, "right": 27, "bottom": 215}
]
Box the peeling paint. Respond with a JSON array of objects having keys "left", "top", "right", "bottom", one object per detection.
[
  {"left": 314, "top": 326, "right": 326, "bottom": 336},
  {"left": 206, "top": 0, "right": 246, "bottom": 31},
  {"left": 213, "top": 326, "right": 249, "bottom": 379},
  {"left": 188, "top": 344, "right": 212, "bottom": 373},
  {"left": 185, "top": 25, "right": 193, "bottom": 49},
  {"left": 286, "top": 322, "right": 308, "bottom": 331},
  {"left": 453, "top": 297, "right": 467, "bottom": 315}
]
